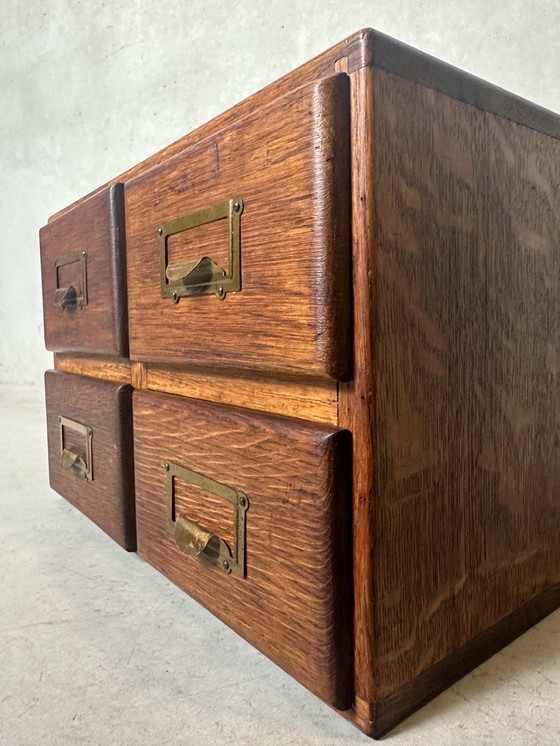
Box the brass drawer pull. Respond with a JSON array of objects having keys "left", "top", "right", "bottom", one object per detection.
[
  {"left": 53, "top": 285, "right": 79, "bottom": 308},
  {"left": 165, "top": 460, "right": 248, "bottom": 577},
  {"left": 53, "top": 251, "right": 88, "bottom": 310},
  {"left": 158, "top": 197, "right": 244, "bottom": 302},
  {"left": 58, "top": 416, "right": 93, "bottom": 482}
]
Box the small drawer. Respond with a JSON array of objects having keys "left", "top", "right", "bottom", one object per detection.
[
  {"left": 133, "top": 390, "right": 353, "bottom": 708},
  {"left": 126, "top": 74, "right": 351, "bottom": 382},
  {"left": 45, "top": 370, "right": 135, "bottom": 550},
  {"left": 40, "top": 183, "right": 127, "bottom": 356}
]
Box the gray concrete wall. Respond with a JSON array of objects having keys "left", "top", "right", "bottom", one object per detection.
[{"left": 1, "top": 0, "right": 559, "bottom": 385}]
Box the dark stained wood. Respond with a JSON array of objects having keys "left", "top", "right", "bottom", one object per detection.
[
  {"left": 126, "top": 74, "right": 351, "bottom": 381},
  {"left": 133, "top": 390, "right": 353, "bottom": 708},
  {"left": 39, "top": 29, "right": 560, "bottom": 740},
  {"left": 371, "top": 69, "right": 560, "bottom": 706},
  {"left": 45, "top": 370, "right": 135, "bottom": 550},
  {"left": 40, "top": 184, "right": 128, "bottom": 356},
  {"left": 370, "top": 30, "right": 560, "bottom": 140},
  {"left": 372, "top": 583, "right": 560, "bottom": 737}
]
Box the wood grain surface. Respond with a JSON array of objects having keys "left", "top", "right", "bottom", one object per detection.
[
  {"left": 371, "top": 70, "right": 560, "bottom": 703},
  {"left": 144, "top": 364, "right": 338, "bottom": 424},
  {"left": 369, "top": 30, "right": 560, "bottom": 141},
  {"left": 40, "top": 184, "right": 128, "bottom": 356},
  {"left": 131, "top": 361, "right": 148, "bottom": 389},
  {"left": 126, "top": 74, "right": 351, "bottom": 381},
  {"left": 40, "top": 29, "right": 560, "bottom": 739},
  {"left": 54, "top": 353, "right": 132, "bottom": 384},
  {"left": 373, "top": 582, "right": 560, "bottom": 737},
  {"left": 133, "top": 390, "right": 353, "bottom": 708},
  {"left": 45, "top": 370, "right": 135, "bottom": 550},
  {"left": 337, "top": 62, "right": 378, "bottom": 727},
  {"left": 53, "top": 355, "right": 337, "bottom": 422}
]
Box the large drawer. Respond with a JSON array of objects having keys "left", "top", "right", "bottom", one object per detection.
[
  {"left": 40, "top": 184, "right": 128, "bottom": 356},
  {"left": 126, "top": 74, "right": 351, "bottom": 381},
  {"left": 45, "top": 370, "right": 136, "bottom": 550},
  {"left": 133, "top": 390, "right": 353, "bottom": 708}
]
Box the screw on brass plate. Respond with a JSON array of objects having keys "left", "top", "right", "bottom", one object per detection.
[
  {"left": 172, "top": 291, "right": 179, "bottom": 303},
  {"left": 164, "top": 462, "right": 170, "bottom": 471},
  {"left": 233, "top": 201, "right": 241, "bottom": 213},
  {"left": 238, "top": 495, "right": 247, "bottom": 507},
  {"left": 157, "top": 227, "right": 163, "bottom": 236},
  {"left": 215, "top": 286, "right": 225, "bottom": 301},
  {"left": 82, "top": 251, "right": 86, "bottom": 257},
  {"left": 223, "top": 560, "right": 230, "bottom": 571}
]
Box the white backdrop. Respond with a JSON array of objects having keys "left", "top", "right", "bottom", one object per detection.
[{"left": 1, "top": 0, "right": 559, "bottom": 385}]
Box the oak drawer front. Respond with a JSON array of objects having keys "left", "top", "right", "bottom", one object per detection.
[
  {"left": 126, "top": 74, "right": 351, "bottom": 381},
  {"left": 45, "top": 370, "right": 135, "bottom": 550},
  {"left": 133, "top": 390, "right": 353, "bottom": 708},
  {"left": 40, "top": 184, "right": 127, "bottom": 356}
]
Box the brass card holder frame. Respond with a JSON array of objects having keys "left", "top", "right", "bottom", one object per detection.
[
  {"left": 158, "top": 197, "right": 244, "bottom": 302},
  {"left": 59, "top": 415, "right": 93, "bottom": 482},
  {"left": 53, "top": 250, "right": 88, "bottom": 309},
  {"left": 165, "top": 460, "right": 248, "bottom": 578}
]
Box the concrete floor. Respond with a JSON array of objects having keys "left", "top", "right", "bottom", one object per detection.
[{"left": 1, "top": 385, "right": 559, "bottom": 746}]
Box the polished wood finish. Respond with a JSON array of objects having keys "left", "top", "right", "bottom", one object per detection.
[
  {"left": 40, "top": 184, "right": 128, "bottom": 356},
  {"left": 54, "top": 355, "right": 338, "bottom": 423},
  {"left": 40, "top": 28, "right": 560, "bottom": 739},
  {"left": 133, "top": 390, "right": 353, "bottom": 708},
  {"left": 126, "top": 74, "right": 351, "bottom": 381},
  {"left": 337, "top": 62, "right": 378, "bottom": 727},
  {"left": 45, "top": 370, "right": 135, "bottom": 550},
  {"left": 144, "top": 364, "right": 338, "bottom": 424},
  {"left": 131, "top": 361, "right": 148, "bottom": 390},
  {"left": 54, "top": 353, "right": 132, "bottom": 384},
  {"left": 368, "top": 69, "right": 560, "bottom": 719}
]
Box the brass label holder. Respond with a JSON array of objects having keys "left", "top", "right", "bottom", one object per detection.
[
  {"left": 59, "top": 415, "right": 93, "bottom": 482},
  {"left": 158, "top": 197, "right": 243, "bottom": 302},
  {"left": 53, "top": 251, "right": 88, "bottom": 309},
  {"left": 165, "top": 460, "right": 248, "bottom": 577}
]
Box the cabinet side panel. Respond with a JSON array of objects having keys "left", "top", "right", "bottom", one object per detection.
[{"left": 373, "top": 70, "right": 560, "bottom": 698}]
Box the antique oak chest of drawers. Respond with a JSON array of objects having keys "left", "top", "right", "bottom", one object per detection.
[{"left": 40, "top": 29, "right": 560, "bottom": 738}]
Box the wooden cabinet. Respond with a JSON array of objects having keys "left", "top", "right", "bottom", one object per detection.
[{"left": 40, "top": 28, "right": 560, "bottom": 739}]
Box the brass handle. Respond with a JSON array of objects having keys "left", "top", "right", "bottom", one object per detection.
[
  {"left": 59, "top": 416, "right": 93, "bottom": 482},
  {"left": 165, "top": 460, "right": 248, "bottom": 577},
  {"left": 53, "top": 285, "right": 79, "bottom": 308},
  {"left": 165, "top": 256, "right": 227, "bottom": 285},
  {"left": 54, "top": 251, "right": 88, "bottom": 310},
  {"left": 158, "top": 197, "right": 243, "bottom": 303},
  {"left": 174, "top": 516, "right": 235, "bottom": 570},
  {"left": 60, "top": 448, "right": 87, "bottom": 475}
]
